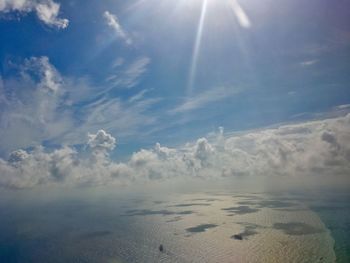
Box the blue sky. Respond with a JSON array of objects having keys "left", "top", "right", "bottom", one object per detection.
[{"left": 0, "top": 0, "right": 350, "bottom": 160}]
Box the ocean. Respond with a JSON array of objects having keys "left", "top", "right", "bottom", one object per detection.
[
  {"left": 308, "top": 192, "right": 350, "bottom": 263},
  {"left": 0, "top": 189, "right": 348, "bottom": 262}
]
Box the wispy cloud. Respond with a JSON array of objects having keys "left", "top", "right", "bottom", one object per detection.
[
  {"left": 0, "top": 0, "right": 69, "bottom": 29},
  {"left": 65, "top": 96, "right": 159, "bottom": 144},
  {"left": 302, "top": 29, "right": 350, "bottom": 56},
  {"left": 334, "top": 104, "right": 350, "bottom": 110},
  {"left": 300, "top": 59, "right": 319, "bottom": 67},
  {"left": 0, "top": 56, "right": 158, "bottom": 155},
  {"left": 0, "top": 56, "right": 74, "bottom": 155},
  {"left": 112, "top": 57, "right": 125, "bottom": 68},
  {"left": 128, "top": 89, "right": 151, "bottom": 103},
  {"left": 103, "top": 11, "right": 132, "bottom": 45},
  {"left": 170, "top": 86, "right": 240, "bottom": 114},
  {"left": 106, "top": 56, "right": 151, "bottom": 89}
]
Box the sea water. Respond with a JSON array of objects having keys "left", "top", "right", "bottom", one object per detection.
[
  {"left": 308, "top": 192, "right": 350, "bottom": 263},
  {"left": 0, "top": 189, "right": 347, "bottom": 262}
]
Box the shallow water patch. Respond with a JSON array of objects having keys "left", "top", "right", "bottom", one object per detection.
[
  {"left": 273, "top": 222, "right": 323, "bottom": 235},
  {"left": 186, "top": 224, "right": 218, "bottom": 233},
  {"left": 124, "top": 209, "right": 194, "bottom": 216},
  {"left": 222, "top": 205, "right": 259, "bottom": 215},
  {"left": 169, "top": 203, "right": 211, "bottom": 207}
]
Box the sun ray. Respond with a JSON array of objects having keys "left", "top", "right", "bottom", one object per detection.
[{"left": 187, "top": 0, "right": 208, "bottom": 95}]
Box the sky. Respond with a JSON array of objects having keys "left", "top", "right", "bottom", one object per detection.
[{"left": 0, "top": 0, "right": 349, "bottom": 189}]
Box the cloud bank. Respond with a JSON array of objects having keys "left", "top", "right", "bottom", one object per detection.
[
  {"left": 1, "top": 114, "right": 349, "bottom": 189},
  {"left": 0, "top": 0, "right": 69, "bottom": 29}
]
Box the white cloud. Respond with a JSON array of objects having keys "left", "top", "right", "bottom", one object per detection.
[
  {"left": 88, "top": 129, "right": 116, "bottom": 152},
  {"left": 64, "top": 96, "right": 159, "bottom": 144},
  {"left": 128, "top": 88, "right": 151, "bottom": 103},
  {"left": 122, "top": 57, "right": 151, "bottom": 86},
  {"left": 106, "top": 57, "right": 151, "bottom": 89},
  {"left": 0, "top": 130, "right": 129, "bottom": 188},
  {"left": 194, "top": 138, "right": 213, "bottom": 164},
  {"left": 112, "top": 57, "right": 125, "bottom": 68},
  {"left": 0, "top": 0, "right": 69, "bottom": 29},
  {"left": 0, "top": 56, "right": 74, "bottom": 155},
  {"left": 1, "top": 114, "right": 350, "bottom": 189},
  {"left": 300, "top": 59, "right": 319, "bottom": 67},
  {"left": 335, "top": 104, "right": 350, "bottom": 110},
  {"left": 0, "top": 56, "right": 159, "bottom": 155},
  {"left": 170, "top": 86, "right": 240, "bottom": 114},
  {"left": 103, "top": 10, "right": 132, "bottom": 45}
]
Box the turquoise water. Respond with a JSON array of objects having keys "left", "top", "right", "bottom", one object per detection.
[{"left": 309, "top": 193, "right": 350, "bottom": 263}]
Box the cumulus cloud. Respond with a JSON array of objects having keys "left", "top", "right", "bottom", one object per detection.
[
  {"left": 1, "top": 114, "right": 350, "bottom": 189},
  {"left": 88, "top": 129, "right": 116, "bottom": 152},
  {"left": 0, "top": 130, "right": 128, "bottom": 188},
  {"left": 8, "top": 149, "right": 29, "bottom": 163},
  {"left": 194, "top": 138, "right": 213, "bottom": 164},
  {"left": 0, "top": 0, "right": 69, "bottom": 29},
  {"left": 103, "top": 10, "right": 132, "bottom": 45}
]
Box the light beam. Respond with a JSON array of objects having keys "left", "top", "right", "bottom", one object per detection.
[{"left": 187, "top": 0, "right": 208, "bottom": 94}]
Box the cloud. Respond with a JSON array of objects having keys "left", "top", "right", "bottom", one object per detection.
[
  {"left": 335, "top": 104, "right": 350, "bottom": 110},
  {"left": 170, "top": 86, "right": 240, "bottom": 114},
  {"left": 106, "top": 56, "right": 151, "bottom": 89},
  {"left": 112, "top": 57, "right": 125, "bottom": 68},
  {"left": 103, "top": 11, "right": 132, "bottom": 45},
  {"left": 128, "top": 88, "right": 151, "bottom": 103},
  {"left": 88, "top": 130, "right": 116, "bottom": 152},
  {"left": 0, "top": 130, "right": 131, "bottom": 188},
  {"left": 65, "top": 96, "right": 159, "bottom": 144},
  {"left": 8, "top": 149, "right": 29, "bottom": 163},
  {"left": 1, "top": 114, "right": 350, "bottom": 189},
  {"left": 300, "top": 59, "right": 319, "bottom": 67},
  {"left": 0, "top": 0, "right": 69, "bottom": 29},
  {"left": 194, "top": 138, "right": 213, "bottom": 163},
  {"left": 0, "top": 56, "right": 74, "bottom": 155},
  {"left": 0, "top": 56, "right": 158, "bottom": 155}
]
